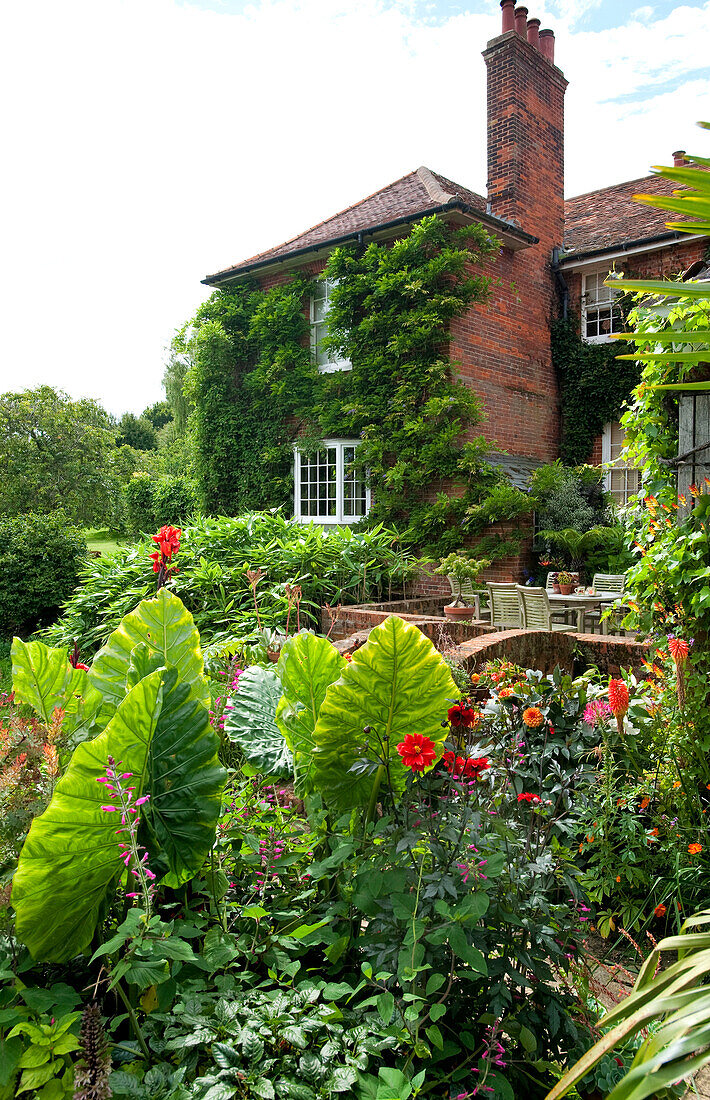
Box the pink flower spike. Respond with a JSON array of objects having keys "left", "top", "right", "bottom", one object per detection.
[
  {"left": 101, "top": 805, "right": 118, "bottom": 812},
  {"left": 127, "top": 807, "right": 138, "bottom": 814},
  {"left": 96, "top": 777, "right": 108, "bottom": 783},
  {"left": 134, "top": 795, "right": 150, "bottom": 806},
  {"left": 120, "top": 773, "right": 133, "bottom": 779},
  {"left": 126, "top": 892, "right": 139, "bottom": 899}
]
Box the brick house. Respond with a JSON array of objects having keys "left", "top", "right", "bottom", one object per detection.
[{"left": 202, "top": 0, "right": 707, "bottom": 581}]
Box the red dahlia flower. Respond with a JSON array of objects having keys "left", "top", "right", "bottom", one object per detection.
[
  {"left": 442, "top": 750, "right": 465, "bottom": 775},
  {"left": 464, "top": 756, "right": 489, "bottom": 779},
  {"left": 517, "top": 792, "right": 541, "bottom": 804},
  {"left": 397, "top": 734, "right": 436, "bottom": 772},
  {"left": 447, "top": 704, "right": 479, "bottom": 728}
]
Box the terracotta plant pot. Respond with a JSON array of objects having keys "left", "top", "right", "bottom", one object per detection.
[
  {"left": 558, "top": 584, "right": 574, "bottom": 595},
  {"left": 552, "top": 583, "right": 561, "bottom": 593},
  {"left": 444, "top": 604, "right": 476, "bottom": 622}
]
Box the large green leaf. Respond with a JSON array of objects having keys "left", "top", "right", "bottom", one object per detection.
[
  {"left": 224, "top": 666, "right": 293, "bottom": 778},
  {"left": 11, "top": 671, "right": 165, "bottom": 963},
  {"left": 276, "top": 633, "right": 346, "bottom": 793},
  {"left": 143, "top": 668, "right": 226, "bottom": 886},
  {"left": 89, "top": 588, "right": 209, "bottom": 719},
  {"left": 311, "top": 616, "right": 455, "bottom": 813},
  {"left": 11, "top": 638, "right": 102, "bottom": 737}
]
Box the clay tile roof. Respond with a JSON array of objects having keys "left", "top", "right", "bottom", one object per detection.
[
  {"left": 204, "top": 167, "right": 487, "bottom": 283},
  {"left": 563, "top": 172, "right": 701, "bottom": 255}
]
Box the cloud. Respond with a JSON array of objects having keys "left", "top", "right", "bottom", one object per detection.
[{"left": 2, "top": 0, "right": 709, "bottom": 414}]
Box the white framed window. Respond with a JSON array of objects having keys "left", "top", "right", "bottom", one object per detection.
[
  {"left": 582, "top": 269, "right": 624, "bottom": 343},
  {"left": 294, "top": 439, "right": 369, "bottom": 524},
  {"left": 602, "top": 421, "right": 641, "bottom": 507},
  {"left": 310, "top": 277, "right": 351, "bottom": 373}
]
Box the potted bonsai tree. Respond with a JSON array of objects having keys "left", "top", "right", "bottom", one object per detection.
[{"left": 436, "top": 553, "right": 491, "bottom": 621}]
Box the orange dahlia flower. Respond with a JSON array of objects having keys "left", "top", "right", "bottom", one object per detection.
[{"left": 522, "top": 706, "right": 545, "bottom": 728}]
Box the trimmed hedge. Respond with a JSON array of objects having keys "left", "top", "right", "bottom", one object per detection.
[
  {"left": 0, "top": 513, "right": 86, "bottom": 638},
  {"left": 123, "top": 473, "right": 199, "bottom": 535}
]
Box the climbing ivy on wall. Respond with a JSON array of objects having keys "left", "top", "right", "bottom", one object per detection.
[
  {"left": 551, "top": 317, "right": 640, "bottom": 466},
  {"left": 182, "top": 216, "right": 533, "bottom": 555}
]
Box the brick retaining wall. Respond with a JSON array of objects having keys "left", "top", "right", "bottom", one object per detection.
[{"left": 326, "top": 602, "right": 648, "bottom": 677}]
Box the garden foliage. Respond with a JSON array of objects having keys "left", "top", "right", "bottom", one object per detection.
[
  {"left": 0, "top": 512, "right": 86, "bottom": 639},
  {"left": 44, "top": 511, "right": 422, "bottom": 655},
  {"left": 179, "top": 217, "right": 532, "bottom": 556}
]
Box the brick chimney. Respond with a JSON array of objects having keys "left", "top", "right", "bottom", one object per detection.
[{"left": 483, "top": 1, "right": 568, "bottom": 245}]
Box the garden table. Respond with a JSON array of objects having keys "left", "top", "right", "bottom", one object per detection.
[{"left": 548, "top": 591, "right": 620, "bottom": 633}]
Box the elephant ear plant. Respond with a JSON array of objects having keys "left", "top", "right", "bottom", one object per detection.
[
  {"left": 10, "top": 589, "right": 226, "bottom": 963},
  {"left": 225, "top": 616, "right": 457, "bottom": 815}
]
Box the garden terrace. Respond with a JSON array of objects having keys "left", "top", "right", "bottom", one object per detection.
[{"left": 323, "top": 599, "right": 649, "bottom": 678}]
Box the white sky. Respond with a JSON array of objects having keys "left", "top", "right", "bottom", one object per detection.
[{"left": 3, "top": 0, "right": 710, "bottom": 416}]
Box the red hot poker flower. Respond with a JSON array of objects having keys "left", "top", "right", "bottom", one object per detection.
[
  {"left": 397, "top": 734, "right": 436, "bottom": 772},
  {"left": 668, "top": 637, "right": 689, "bottom": 665},
  {"left": 608, "top": 679, "right": 629, "bottom": 718}
]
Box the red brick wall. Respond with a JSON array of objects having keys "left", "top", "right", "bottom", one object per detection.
[
  {"left": 566, "top": 238, "right": 708, "bottom": 462},
  {"left": 445, "top": 29, "right": 568, "bottom": 461}
]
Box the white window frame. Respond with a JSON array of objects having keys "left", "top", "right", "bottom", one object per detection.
[
  {"left": 294, "top": 439, "right": 370, "bottom": 525},
  {"left": 310, "top": 277, "right": 351, "bottom": 373},
  {"left": 602, "top": 421, "right": 640, "bottom": 508},
  {"left": 582, "top": 267, "right": 624, "bottom": 344}
]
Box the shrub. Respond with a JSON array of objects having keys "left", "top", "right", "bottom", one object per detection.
[
  {"left": 0, "top": 513, "right": 86, "bottom": 638},
  {"left": 43, "top": 511, "right": 420, "bottom": 654},
  {"left": 123, "top": 473, "right": 199, "bottom": 534}
]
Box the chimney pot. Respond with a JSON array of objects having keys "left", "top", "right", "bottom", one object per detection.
[
  {"left": 527, "top": 16, "right": 541, "bottom": 48},
  {"left": 500, "top": 0, "right": 515, "bottom": 33},
  {"left": 673, "top": 150, "right": 688, "bottom": 167},
  {"left": 538, "top": 27, "right": 555, "bottom": 62},
  {"left": 514, "top": 5, "right": 528, "bottom": 35}
]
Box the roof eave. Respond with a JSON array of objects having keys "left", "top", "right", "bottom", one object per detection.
[
  {"left": 202, "top": 202, "right": 539, "bottom": 286},
  {"left": 557, "top": 230, "right": 707, "bottom": 269}
]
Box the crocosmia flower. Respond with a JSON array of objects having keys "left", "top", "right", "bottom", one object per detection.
[
  {"left": 654, "top": 903, "right": 667, "bottom": 918},
  {"left": 397, "top": 734, "right": 436, "bottom": 772},
  {"left": 608, "top": 679, "right": 629, "bottom": 718},
  {"left": 689, "top": 843, "right": 703, "bottom": 855},
  {"left": 522, "top": 707, "right": 544, "bottom": 729}
]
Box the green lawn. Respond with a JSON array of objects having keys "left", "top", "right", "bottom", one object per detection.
[{"left": 83, "top": 528, "right": 132, "bottom": 555}]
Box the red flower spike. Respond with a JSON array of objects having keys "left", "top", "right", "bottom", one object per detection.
[
  {"left": 608, "top": 679, "right": 629, "bottom": 718},
  {"left": 668, "top": 637, "right": 689, "bottom": 665}
]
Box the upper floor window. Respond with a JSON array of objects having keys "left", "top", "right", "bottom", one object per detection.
[
  {"left": 310, "top": 278, "right": 351, "bottom": 373},
  {"left": 294, "top": 439, "right": 369, "bottom": 524},
  {"left": 602, "top": 421, "right": 640, "bottom": 508},
  {"left": 582, "top": 269, "right": 624, "bottom": 343}
]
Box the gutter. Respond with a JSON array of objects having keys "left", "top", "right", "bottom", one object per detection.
[
  {"left": 202, "top": 202, "right": 539, "bottom": 286},
  {"left": 551, "top": 246, "right": 569, "bottom": 320},
  {"left": 557, "top": 231, "right": 707, "bottom": 269}
]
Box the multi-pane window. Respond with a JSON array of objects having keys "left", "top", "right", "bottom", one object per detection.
[
  {"left": 310, "top": 278, "right": 351, "bottom": 372},
  {"left": 582, "top": 269, "right": 624, "bottom": 342},
  {"left": 602, "top": 421, "right": 641, "bottom": 507},
  {"left": 294, "top": 440, "right": 368, "bottom": 523}
]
